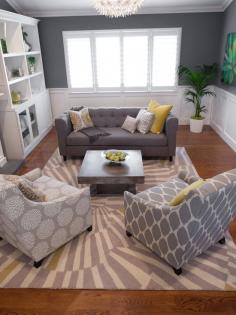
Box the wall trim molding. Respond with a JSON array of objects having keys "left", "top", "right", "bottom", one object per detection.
[
  {"left": 5, "top": 0, "right": 233, "bottom": 18},
  {"left": 210, "top": 86, "right": 236, "bottom": 153}
]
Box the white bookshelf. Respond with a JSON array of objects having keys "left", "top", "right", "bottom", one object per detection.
[{"left": 0, "top": 10, "right": 52, "bottom": 160}]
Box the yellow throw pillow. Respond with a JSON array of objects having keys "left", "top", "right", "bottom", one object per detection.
[
  {"left": 148, "top": 100, "right": 172, "bottom": 134},
  {"left": 69, "top": 108, "right": 94, "bottom": 132},
  {"left": 169, "top": 179, "right": 205, "bottom": 206}
]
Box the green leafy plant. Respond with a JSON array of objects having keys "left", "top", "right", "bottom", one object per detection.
[
  {"left": 178, "top": 63, "right": 218, "bottom": 119},
  {"left": 27, "top": 56, "right": 36, "bottom": 66},
  {"left": 222, "top": 32, "right": 236, "bottom": 85}
]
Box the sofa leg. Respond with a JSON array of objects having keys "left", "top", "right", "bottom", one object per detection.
[
  {"left": 0, "top": 237, "right": 2, "bottom": 241},
  {"left": 126, "top": 230, "right": 132, "bottom": 237},
  {"left": 63, "top": 155, "right": 67, "bottom": 162},
  {"left": 173, "top": 267, "right": 182, "bottom": 276},
  {"left": 219, "top": 237, "right": 226, "bottom": 245},
  {"left": 87, "top": 225, "right": 93, "bottom": 232},
  {"left": 33, "top": 259, "right": 44, "bottom": 268},
  {"left": 169, "top": 156, "right": 173, "bottom": 162}
]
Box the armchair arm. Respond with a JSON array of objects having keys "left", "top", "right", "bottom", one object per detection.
[
  {"left": 164, "top": 114, "right": 178, "bottom": 157},
  {"left": 55, "top": 113, "right": 73, "bottom": 156},
  {"left": 15, "top": 187, "right": 91, "bottom": 261},
  {"left": 124, "top": 191, "right": 202, "bottom": 269},
  {"left": 22, "top": 168, "right": 42, "bottom": 182}
]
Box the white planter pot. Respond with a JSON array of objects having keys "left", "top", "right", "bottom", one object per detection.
[{"left": 190, "top": 118, "right": 204, "bottom": 133}]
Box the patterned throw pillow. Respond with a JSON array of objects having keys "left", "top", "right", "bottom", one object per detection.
[
  {"left": 136, "top": 109, "right": 154, "bottom": 134},
  {"left": 5, "top": 175, "right": 46, "bottom": 202},
  {"left": 121, "top": 115, "right": 137, "bottom": 134},
  {"left": 69, "top": 108, "right": 94, "bottom": 132}
]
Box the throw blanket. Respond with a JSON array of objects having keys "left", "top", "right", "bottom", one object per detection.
[{"left": 80, "top": 127, "right": 111, "bottom": 144}]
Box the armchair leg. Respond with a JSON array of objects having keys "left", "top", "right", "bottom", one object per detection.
[
  {"left": 87, "top": 225, "right": 93, "bottom": 232},
  {"left": 219, "top": 237, "right": 226, "bottom": 245},
  {"left": 33, "top": 259, "right": 44, "bottom": 268},
  {"left": 126, "top": 230, "right": 132, "bottom": 237},
  {"left": 63, "top": 155, "right": 67, "bottom": 162},
  {"left": 173, "top": 267, "right": 182, "bottom": 276},
  {"left": 169, "top": 156, "right": 173, "bottom": 162}
]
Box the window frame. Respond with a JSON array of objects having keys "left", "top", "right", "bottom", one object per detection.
[{"left": 63, "top": 28, "right": 182, "bottom": 93}]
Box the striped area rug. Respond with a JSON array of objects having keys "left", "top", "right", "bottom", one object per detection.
[{"left": 0, "top": 147, "right": 236, "bottom": 290}]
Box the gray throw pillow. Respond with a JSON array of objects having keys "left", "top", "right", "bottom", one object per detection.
[
  {"left": 136, "top": 109, "right": 154, "bottom": 134},
  {"left": 121, "top": 116, "right": 137, "bottom": 134}
]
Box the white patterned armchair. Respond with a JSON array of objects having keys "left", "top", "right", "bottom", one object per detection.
[
  {"left": 124, "top": 168, "right": 236, "bottom": 275},
  {"left": 0, "top": 169, "right": 92, "bottom": 267}
]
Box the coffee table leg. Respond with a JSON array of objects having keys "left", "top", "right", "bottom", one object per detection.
[
  {"left": 90, "top": 184, "right": 97, "bottom": 196},
  {"left": 128, "top": 185, "right": 136, "bottom": 194}
]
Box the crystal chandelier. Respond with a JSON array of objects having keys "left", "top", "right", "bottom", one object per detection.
[{"left": 93, "top": 0, "right": 144, "bottom": 18}]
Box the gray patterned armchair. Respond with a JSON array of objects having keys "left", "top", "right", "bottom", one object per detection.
[
  {"left": 0, "top": 169, "right": 92, "bottom": 268},
  {"left": 124, "top": 168, "right": 236, "bottom": 275}
]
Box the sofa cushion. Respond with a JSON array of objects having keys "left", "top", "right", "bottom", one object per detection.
[
  {"left": 67, "top": 127, "right": 167, "bottom": 147},
  {"left": 89, "top": 108, "right": 140, "bottom": 128}
]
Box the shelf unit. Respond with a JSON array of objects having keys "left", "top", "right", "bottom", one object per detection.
[{"left": 0, "top": 10, "right": 52, "bottom": 160}]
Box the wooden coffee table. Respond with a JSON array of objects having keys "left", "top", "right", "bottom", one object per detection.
[{"left": 78, "top": 150, "right": 144, "bottom": 195}]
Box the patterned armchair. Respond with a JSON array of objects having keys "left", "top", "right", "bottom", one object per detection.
[
  {"left": 124, "top": 168, "right": 236, "bottom": 275},
  {"left": 0, "top": 169, "right": 92, "bottom": 268}
]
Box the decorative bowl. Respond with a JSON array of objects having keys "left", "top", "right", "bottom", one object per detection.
[{"left": 102, "top": 150, "right": 129, "bottom": 164}]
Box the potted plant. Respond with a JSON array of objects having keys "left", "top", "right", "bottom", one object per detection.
[
  {"left": 178, "top": 64, "right": 218, "bottom": 133},
  {"left": 27, "top": 56, "right": 36, "bottom": 74}
]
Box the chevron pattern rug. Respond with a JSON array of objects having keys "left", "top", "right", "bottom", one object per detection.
[{"left": 0, "top": 147, "right": 236, "bottom": 290}]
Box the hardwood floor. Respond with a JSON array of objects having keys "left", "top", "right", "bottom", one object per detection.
[{"left": 1, "top": 125, "right": 236, "bottom": 315}]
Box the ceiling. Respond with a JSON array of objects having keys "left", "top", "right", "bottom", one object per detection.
[{"left": 6, "top": 0, "right": 233, "bottom": 17}]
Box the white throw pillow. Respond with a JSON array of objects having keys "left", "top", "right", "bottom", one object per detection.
[
  {"left": 121, "top": 116, "right": 137, "bottom": 134},
  {"left": 136, "top": 109, "right": 154, "bottom": 134}
]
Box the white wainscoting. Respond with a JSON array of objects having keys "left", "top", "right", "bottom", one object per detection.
[
  {"left": 49, "top": 86, "right": 214, "bottom": 125},
  {"left": 0, "top": 140, "right": 6, "bottom": 167},
  {"left": 211, "top": 86, "right": 236, "bottom": 152}
]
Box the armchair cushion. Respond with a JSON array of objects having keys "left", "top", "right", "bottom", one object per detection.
[
  {"left": 169, "top": 179, "right": 205, "bottom": 206},
  {"left": 34, "top": 175, "right": 79, "bottom": 201},
  {"left": 5, "top": 175, "right": 46, "bottom": 202},
  {"left": 22, "top": 168, "right": 42, "bottom": 182}
]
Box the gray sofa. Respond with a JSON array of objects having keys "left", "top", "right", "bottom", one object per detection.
[{"left": 55, "top": 108, "right": 178, "bottom": 160}]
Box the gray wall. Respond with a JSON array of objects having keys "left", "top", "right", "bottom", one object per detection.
[
  {"left": 0, "top": 0, "right": 16, "bottom": 12},
  {"left": 218, "top": 0, "right": 236, "bottom": 94},
  {"left": 38, "top": 13, "right": 223, "bottom": 88}
]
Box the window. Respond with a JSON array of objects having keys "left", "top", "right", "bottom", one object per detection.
[{"left": 63, "top": 28, "right": 181, "bottom": 92}]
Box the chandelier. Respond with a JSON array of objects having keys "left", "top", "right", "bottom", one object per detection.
[{"left": 93, "top": 0, "right": 144, "bottom": 18}]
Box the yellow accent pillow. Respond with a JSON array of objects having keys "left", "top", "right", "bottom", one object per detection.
[
  {"left": 169, "top": 179, "right": 205, "bottom": 206},
  {"left": 148, "top": 101, "right": 173, "bottom": 134}
]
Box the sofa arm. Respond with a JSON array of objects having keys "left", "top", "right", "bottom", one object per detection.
[
  {"left": 55, "top": 113, "right": 73, "bottom": 156},
  {"left": 164, "top": 114, "right": 178, "bottom": 157}
]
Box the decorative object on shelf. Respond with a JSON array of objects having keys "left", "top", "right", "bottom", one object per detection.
[
  {"left": 93, "top": 0, "right": 144, "bottom": 17},
  {"left": 22, "top": 30, "right": 32, "bottom": 52},
  {"left": 11, "top": 90, "right": 22, "bottom": 104},
  {"left": 0, "top": 38, "right": 8, "bottom": 54},
  {"left": 11, "top": 68, "right": 24, "bottom": 78},
  {"left": 27, "top": 56, "right": 36, "bottom": 74},
  {"left": 178, "top": 63, "right": 218, "bottom": 133},
  {"left": 221, "top": 32, "right": 236, "bottom": 87}
]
